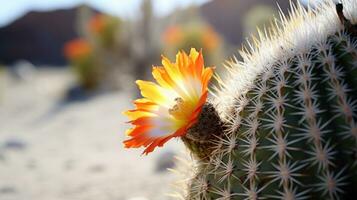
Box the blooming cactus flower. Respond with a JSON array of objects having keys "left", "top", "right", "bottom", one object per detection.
[
  {"left": 123, "top": 48, "right": 214, "bottom": 154},
  {"left": 63, "top": 38, "right": 92, "bottom": 60},
  {"left": 162, "top": 25, "right": 184, "bottom": 46},
  {"left": 89, "top": 14, "right": 106, "bottom": 35}
]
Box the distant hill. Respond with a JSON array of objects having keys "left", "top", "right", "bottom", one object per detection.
[
  {"left": 0, "top": 6, "right": 99, "bottom": 66},
  {"left": 199, "top": 0, "right": 295, "bottom": 46}
]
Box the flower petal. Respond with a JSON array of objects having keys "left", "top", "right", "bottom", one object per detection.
[
  {"left": 152, "top": 66, "right": 190, "bottom": 100},
  {"left": 202, "top": 67, "right": 214, "bottom": 91},
  {"left": 136, "top": 80, "right": 176, "bottom": 108},
  {"left": 123, "top": 110, "right": 154, "bottom": 121}
]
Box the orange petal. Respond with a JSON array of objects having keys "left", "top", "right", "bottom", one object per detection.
[
  {"left": 134, "top": 98, "right": 156, "bottom": 106},
  {"left": 140, "top": 123, "right": 186, "bottom": 154},
  {"left": 176, "top": 51, "right": 189, "bottom": 78},
  {"left": 126, "top": 125, "right": 152, "bottom": 137},
  {"left": 192, "top": 91, "right": 208, "bottom": 118},
  {"left": 124, "top": 135, "right": 151, "bottom": 148},
  {"left": 152, "top": 66, "right": 173, "bottom": 89},
  {"left": 194, "top": 50, "right": 204, "bottom": 77},
  {"left": 190, "top": 48, "right": 203, "bottom": 80},
  {"left": 162, "top": 55, "right": 182, "bottom": 81},
  {"left": 201, "top": 67, "right": 214, "bottom": 91},
  {"left": 142, "top": 138, "right": 163, "bottom": 154},
  {"left": 133, "top": 98, "right": 157, "bottom": 111},
  {"left": 124, "top": 110, "right": 154, "bottom": 121},
  {"left": 130, "top": 117, "right": 150, "bottom": 126}
]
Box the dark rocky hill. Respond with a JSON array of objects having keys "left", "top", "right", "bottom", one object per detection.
[{"left": 0, "top": 6, "right": 99, "bottom": 66}]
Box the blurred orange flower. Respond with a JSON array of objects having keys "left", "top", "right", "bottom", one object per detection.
[
  {"left": 123, "top": 48, "right": 214, "bottom": 154},
  {"left": 202, "top": 26, "right": 220, "bottom": 51},
  {"left": 63, "top": 38, "right": 92, "bottom": 60},
  {"left": 162, "top": 25, "right": 184, "bottom": 45},
  {"left": 89, "top": 14, "right": 106, "bottom": 35},
  {"left": 162, "top": 24, "right": 222, "bottom": 54}
]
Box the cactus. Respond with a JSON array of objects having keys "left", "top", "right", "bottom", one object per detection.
[
  {"left": 89, "top": 14, "right": 120, "bottom": 49},
  {"left": 63, "top": 38, "right": 100, "bottom": 90},
  {"left": 177, "top": 1, "right": 357, "bottom": 199}
]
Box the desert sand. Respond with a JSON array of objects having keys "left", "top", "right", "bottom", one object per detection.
[{"left": 0, "top": 68, "right": 186, "bottom": 200}]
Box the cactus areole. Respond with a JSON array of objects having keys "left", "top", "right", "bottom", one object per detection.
[{"left": 123, "top": 1, "right": 357, "bottom": 199}]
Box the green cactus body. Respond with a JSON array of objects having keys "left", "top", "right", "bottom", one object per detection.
[{"left": 178, "top": 1, "right": 357, "bottom": 199}]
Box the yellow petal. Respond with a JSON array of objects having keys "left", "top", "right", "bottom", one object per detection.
[
  {"left": 123, "top": 110, "right": 155, "bottom": 121},
  {"left": 162, "top": 55, "right": 182, "bottom": 81},
  {"left": 136, "top": 80, "right": 176, "bottom": 108},
  {"left": 189, "top": 48, "right": 199, "bottom": 61},
  {"left": 176, "top": 51, "right": 189, "bottom": 76},
  {"left": 201, "top": 67, "right": 214, "bottom": 91},
  {"left": 152, "top": 66, "right": 173, "bottom": 89}
]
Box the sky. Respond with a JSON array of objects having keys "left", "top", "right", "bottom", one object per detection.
[{"left": 0, "top": 0, "right": 210, "bottom": 27}]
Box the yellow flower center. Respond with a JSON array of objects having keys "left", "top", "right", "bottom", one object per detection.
[
  {"left": 168, "top": 97, "right": 193, "bottom": 121},
  {"left": 168, "top": 97, "right": 184, "bottom": 115}
]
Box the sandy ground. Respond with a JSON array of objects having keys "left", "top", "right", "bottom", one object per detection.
[{"left": 0, "top": 68, "right": 186, "bottom": 200}]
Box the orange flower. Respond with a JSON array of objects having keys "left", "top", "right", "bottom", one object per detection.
[
  {"left": 89, "top": 14, "right": 106, "bottom": 35},
  {"left": 202, "top": 26, "right": 220, "bottom": 51},
  {"left": 123, "top": 48, "right": 214, "bottom": 154},
  {"left": 162, "top": 25, "right": 184, "bottom": 45},
  {"left": 63, "top": 38, "right": 92, "bottom": 60}
]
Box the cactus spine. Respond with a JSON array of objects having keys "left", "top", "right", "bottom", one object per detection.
[{"left": 178, "top": 1, "right": 357, "bottom": 199}]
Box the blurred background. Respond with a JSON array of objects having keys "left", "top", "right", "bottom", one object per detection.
[{"left": 0, "top": 0, "right": 314, "bottom": 199}]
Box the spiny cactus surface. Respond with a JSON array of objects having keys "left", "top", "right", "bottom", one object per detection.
[{"left": 181, "top": 1, "right": 357, "bottom": 199}]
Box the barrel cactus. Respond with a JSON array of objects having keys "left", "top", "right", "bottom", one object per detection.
[
  {"left": 177, "top": 1, "right": 357, "bottom": 199},
  {"left": 123, "top": 0, "right": 357, "bottom": 199}
]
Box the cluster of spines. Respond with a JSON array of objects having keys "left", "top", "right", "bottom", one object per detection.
[{"left": 181, "top": 1, "right": 357, "bottom": 200}]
